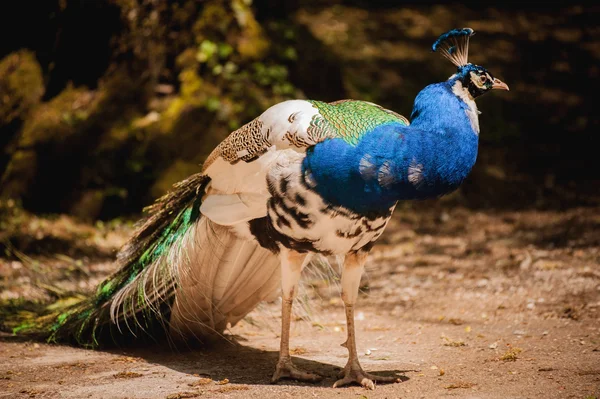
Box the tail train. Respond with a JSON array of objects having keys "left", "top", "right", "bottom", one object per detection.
[{"left": 10, "top": 173, "right": 282, "bottom": 347}]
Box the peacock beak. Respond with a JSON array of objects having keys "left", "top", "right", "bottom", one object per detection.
[{"left": 492, "top": 78, "right": 509, "bottom": 91}]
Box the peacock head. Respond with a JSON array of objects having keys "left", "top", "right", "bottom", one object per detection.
[{"left": 432, "top": 28, "right": 509, "bottom": 99}]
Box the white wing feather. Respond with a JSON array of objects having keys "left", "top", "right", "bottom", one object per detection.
[{"left": 200, "top": 100, "right": 320, "bottom": 225}]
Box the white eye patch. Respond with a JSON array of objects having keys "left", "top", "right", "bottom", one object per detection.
[{"left": 469, "top": 71, "right": 487, "bottom": 89}]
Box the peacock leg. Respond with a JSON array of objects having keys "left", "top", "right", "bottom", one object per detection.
[
  {"left": 333, "top": 251, "right": 401, "bottom": 390},
  {"left": 271, "top": 249, "right": 321, "bottom": 384}
]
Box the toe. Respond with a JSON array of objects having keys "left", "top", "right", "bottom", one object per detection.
[
  {"left": 333, "top": 375, "right": 375, "bottom": 390},
  {"left": 289, "top": 367, "right": 322, "bottom": 382},
  {"left": 333, "top": 369, "right": 401, "bottom": 389},
  {"left": 332, "top": 377, "right": 349, "bottom": 388},
  {"left": 271, "top": 361, "right": 322, "bottom": 384},
  {"left": 359, "top": 377, "right": 375, "bottom": 390},
  {"left": 367, "top": 373, "right": 401, "bottom": 383},
  {"left": 270, "top": 369, "right": 283, "bottom": 384}
]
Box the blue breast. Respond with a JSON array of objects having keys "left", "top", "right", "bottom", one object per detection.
[{"left": 302, "top": 82, "right": 479, "bottom": 216}]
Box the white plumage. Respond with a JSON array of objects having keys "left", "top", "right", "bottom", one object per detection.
[{"left": 169, "top": 217, "right": 281, "bottom": 340}]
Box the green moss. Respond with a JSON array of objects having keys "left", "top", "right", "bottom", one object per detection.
[
  {"left": 19, "top": 85, "right": 100, "bottom": 147},
  {"left": 231, "top": 0, "right": 270, "bottom": 59},
  {"left": 179, "top": 69, "right": 205, "bottom": 101},
  {"left": 0, "top": 50, "right": 44, "bottom": 125},
  {"left": 0, "top": 85, "right": 102, "bottom": 200}
]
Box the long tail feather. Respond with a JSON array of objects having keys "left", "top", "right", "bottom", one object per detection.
[
  {"left": 167, "top": 218, "right": 281, "bottom": 340},
  {"left": 11, "top": 174, "right": 212, "bottom": 346},
  {"left": 10, "top": 171, "right": 287, "bottom": 348}
]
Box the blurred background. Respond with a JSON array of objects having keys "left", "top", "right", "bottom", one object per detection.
[{"left": 0, "top": 0, "right": 598, "bottom": 221}]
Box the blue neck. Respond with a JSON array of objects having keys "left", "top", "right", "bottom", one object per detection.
[{"left": 302, "top": 81, "right": 479, "bottom": 216}]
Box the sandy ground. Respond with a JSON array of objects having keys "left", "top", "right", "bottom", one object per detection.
[{"left": 1, "top": 205, "right": 599, "bottom": 398}]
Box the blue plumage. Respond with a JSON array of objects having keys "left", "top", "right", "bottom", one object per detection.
[
  {"left": 299, "top": 26, "right": 509, "bottom": 226},
  {"left": 432, "top": 27, "right": 475, "bottom": 68},
  {"left": 303, "top": 80, "right": 479, "bottom": 214}
]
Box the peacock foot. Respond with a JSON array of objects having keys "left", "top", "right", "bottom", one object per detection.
[
  {"left": 333, "top": 361, "right": 401, "bottom": 390},
  {"left": 270, "top": 358, "right": 323, "bottom": 384}
]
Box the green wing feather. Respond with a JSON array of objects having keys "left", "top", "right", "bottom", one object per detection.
[
  {"left": 307, "top": 100, "right": 410, "bottom": 145},
  {"left": 10, "top": 173, "right": 210, "bottom": 347}
]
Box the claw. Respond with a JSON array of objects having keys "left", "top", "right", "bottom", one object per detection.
[{"left": 271, "top": 358, "right": 322, "bottom": 384}]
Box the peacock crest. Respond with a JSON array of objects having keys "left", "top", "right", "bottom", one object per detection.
[{"left": 431, "top": 27, "right": 475, "bottom": 67}]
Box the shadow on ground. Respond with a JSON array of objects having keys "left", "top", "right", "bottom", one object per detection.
[
  {"left": 0, "top": 333, "right": 410, "bottom": 389},
  {"left": 135, "top": 341, "right": 410, "bottom": 387}
]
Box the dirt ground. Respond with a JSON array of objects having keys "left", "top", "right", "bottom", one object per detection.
[{"left": 1, "top": 204, "right": 599, "bottom": 399}]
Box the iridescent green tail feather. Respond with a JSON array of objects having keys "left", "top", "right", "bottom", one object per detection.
[{"left": 8, "top": 173, "right": 210, "bottom": 347}]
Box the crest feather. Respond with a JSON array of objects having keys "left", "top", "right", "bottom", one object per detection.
[{"left": 432, "top": 28, "right": 475, "bottom": 67}]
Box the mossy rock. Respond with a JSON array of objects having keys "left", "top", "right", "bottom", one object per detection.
[
  {"left": 18, "top": 86, "right": 99, "bottom": 147},
  {"left": 0, "top": 50, "right": 44, "bottom": 126},
  {"left": 0, "top": 86, "right": 100, "bottom": 200},
  {"left": 0, "top": 69, "right": 145, "bottom": 213},
  {"left": 0, "top": 150, "right": 37, "bottom": 200}
]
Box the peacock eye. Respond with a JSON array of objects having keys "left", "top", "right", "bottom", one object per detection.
[{"left": 480, "top": 75, "right": 487, "bottom": 82}]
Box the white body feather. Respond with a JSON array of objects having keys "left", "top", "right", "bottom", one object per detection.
[
  {"left": 201, "top": 100, "right": 320, "bottom": 225},
  {"left": 168, "top": 218, "right": 281, "bottom": 339}
]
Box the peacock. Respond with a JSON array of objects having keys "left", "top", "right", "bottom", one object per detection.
[{"left": 13, "top": 28, "right": 508, "bottom": 389}]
